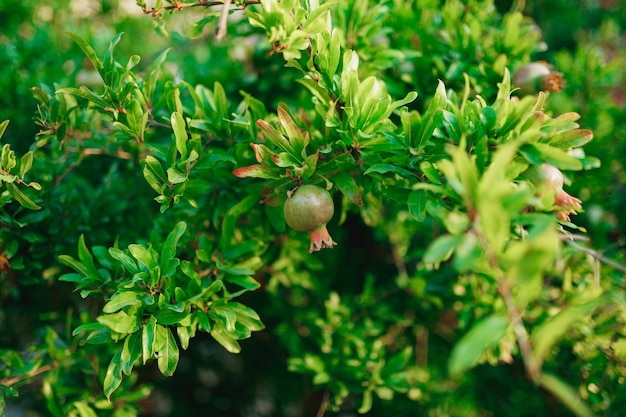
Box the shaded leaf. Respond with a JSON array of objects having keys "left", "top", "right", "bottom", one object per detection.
[
  {"left": 449, "top": 315, "right": 509, "bottom": 377},
  {"left": 539, "top": 373, "right": 594, "bottom": 417},
  {"left": 332, "top": 169, "right": 362, "bottom": 206},
  {"left": 423, "top": 234, "right": 462, "bottom": 264},
  {"left": 408, "top": 189, "right": 427, "bottom": 221},
  {"left": 531, "top": 298, "right": 602, "bottom": 367}
]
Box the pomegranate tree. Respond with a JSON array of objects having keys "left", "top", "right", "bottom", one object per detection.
[{"left": 283, "top": 184, "right": 337, "bottom": 253}]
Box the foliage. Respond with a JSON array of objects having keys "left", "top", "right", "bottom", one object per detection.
[{"left": 1, "top": 0, "right": 625, "bottom": 416}]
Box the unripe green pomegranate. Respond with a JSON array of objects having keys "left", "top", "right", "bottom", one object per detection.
[
  {"left": 283, "top": 184, "right": 337, "bottom": 253},
  {"left": 526, "top": 163, "right": 582, "bottom": 221},
  {"left": 513, "top": 62, "right": 565, "bottom": 96}
]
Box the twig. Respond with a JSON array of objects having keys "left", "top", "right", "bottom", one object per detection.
[
  {"left": 389, "top": 240, "right": 408, "bottom": 283},
  {"left": 143, "top": 0, "right": 260, "bottom": 16},
  {"left": 475, "top": 228, "right": 541, "bottom": 382},
  {"left": 1, "top": 361, "right": 59, "bottom": 387},
  {"left": 316, "top": 389, "right": 330, "bottom": 417},
  {"left": 215, "top": 0, "right": 233, "bottom": 41},
  {"left": 563, "top": 237, "right": 626, "bottom": 275},
  {"left": 497, "top": 280, "right": 541, "bottom": 382}
]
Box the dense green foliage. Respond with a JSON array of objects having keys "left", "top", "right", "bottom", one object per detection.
[{"left": 1, "top": 0, "right": 625, "bottom": 416}]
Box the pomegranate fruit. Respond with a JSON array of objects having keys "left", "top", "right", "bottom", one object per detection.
[
  {"left": 513, "top": 62, "right": 565, "bottom": 96},
  {"left": 527, "top": 163, "right": 582, "bottom": 221},
  {"left": 283, "top": 184, "right": 337, "bottom": 253}
]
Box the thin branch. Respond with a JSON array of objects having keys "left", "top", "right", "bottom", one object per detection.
[
  {"left": 497, "top": 280, "right": 541, "bottom": 382},
  {"left": 474, "top": 228, "right": 541, "bottom": 383},
  {"left": 389, "top": 240, "right": 408, "bottom": 283},
  {"left": 215, "top": 0, "right": 233, "bottom": 40},
  {"left": 316, "top": 389, "right": 330, "bottom": 417},
  {"left": 0, "top": 361, "right": 58, "bottom": 387},
  {"left": 563, "top": 237, "right": 626, "bottom": 275},
  {"left": 143, "top": 0, "right": 260, "bottom": 16}
]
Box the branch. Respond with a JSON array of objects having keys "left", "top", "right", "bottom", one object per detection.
[
  {"left": 315, "top": 389, "right": 330, "bottom": 417},
  {"left": 0, "top": 361, "right": 59, "bottom": 387},
  {"left": 474, "top": 228, "right": 541, "bottom": 383},
  {"left": 143, "top": 0, "right": 260, "bottom": 17},
  {"left": 215, "top": 0, "right": 233, "bottom": 40},
  {"left": 562, "top": 236, "right": 626, "bottom": 275},
  {"left": 497, "top": 279, "right": 541, "bottom": 382}
]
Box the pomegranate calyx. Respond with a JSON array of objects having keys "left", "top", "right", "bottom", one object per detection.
[
  {"left": 554, "top": 190, "right": 583, "bottom": 222},
  {"left": 308, "top": 224, "right": 337, "bottom": 253}
]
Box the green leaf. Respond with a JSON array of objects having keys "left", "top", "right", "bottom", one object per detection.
[
  {"left": 97, "top": 311, "right": 140, "bottom": 334},
  {"left": 211, "top": 306, "right": 237, "bottom": 332},
  {"left": 213, "top": 81, "right": 228, "bottom": 120},
  {"left": 225, "top": 275, "right": 261, "bottom": 296},
  {"left": 78, "top": 235, "right": 98, "bottom": 276},
  {"left": 66, "top": 32, "right": 105, "bottom": 77},
  {"left": 155, "top": 305, "right": 190, "bottom": 325},
  {"left": 449, "top": 315, "right": 509, "bottom": 377},
  {"left": 531, "top": 298, "right": 602, "bottom": 367},
  {"left": 103, "top": 291, "right": 143, "bottom": 313},
  {"left": 19, "top": 151, "right": 34, "bottom": 177},
  {"left": 358, "top": 389, "right": 373, "bottom": 414},
  {"left": 58, "top": 254, "right": 88, "bottom": 276},
  {"left": 423, "top": 234, "right": 462, "bottom": 264},
  {"left": 211, "top": 327, "right": 241, "bottom": 354},
  {"left": 56, "top": 87, "right": 111, "bottom": 109},
  {"left": 157, "top": 327, "right": 179, "bottom": 376},
  {"left": 539, "top": 373, "right": 594, "bottom": 417},
  {"left": 382, "top": 347, "right": 413, "bottom": 377},
  {"left": 42, "top": 381, "right": 64, "bottom": 417},
  {"left": 125, "top": 98, "right": 147, "bottom": 141},
  {"left": 160, "top": 221, "right": 186, "bottom": 272},
  {"left": 73, "top": 401, "right": 98, "bottom": 417},
  {"left": 230, "top": 302, "right": 265, "bottom": 331},
  {"left": 227, "top": 194, "right": 259, "bottom": 217},
  {"left": 0, "top": 120, "right": 9, "bottom": 138},
  {"left": 548, "top": 129, "right": 593, "bottom": 148},
  {"left": 166, "top": 167, "right": 187, "bottom": 184},
  {"left": 141, "top": 155, "right": 167, "bottom": 193},
  {"left": 256, "top": 119, "right": 292, "bottom": 154},
  {"left": 415, "top": 80, "right": 447, "bottom": 150},
  {"left": 1, "top": 143, "right": 15, "bottom": 170},
  {"left": 7, "top": 183, "right": 40, "bottom": 210},
  {"left": 364, "top": 164, "right": 415, "bottom": 178},
  {"left": 277, "top": 103, "right": 308, "bottom": 157},
  {"left": 519, "top": 143, "right": 583, "bottom": 170},
  {"left": 108, "top": 247, "right": 140, "bottom": 274},
  {"left": 72, "top": 322, "right": 111, "bottom": 345},
  {"left": 120, "top": 332, "right": 142, "bottom": 375},
  {"left": 103, "top": 32, "right": 124, "bottom": 82},
  {"left": 128, "top": 244, "right": 157, "bottom": 270},
  {"left": 142, "top": 316, "right": 157, "bottom": 364},
  {"left": 332, "top": 169, "right": 362, "bottom": 206},
  {"left": 408, "top": 189, "right": 427, "bottom": 221},
  {"left": 103, "top": 348, "right": 123, "bottom": 400},
  {"left": 171, "top": 112, "right": 188, "bottom": 159},
  {"left": 189, "top": 16, "right": 211, "bottom": 38}
]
